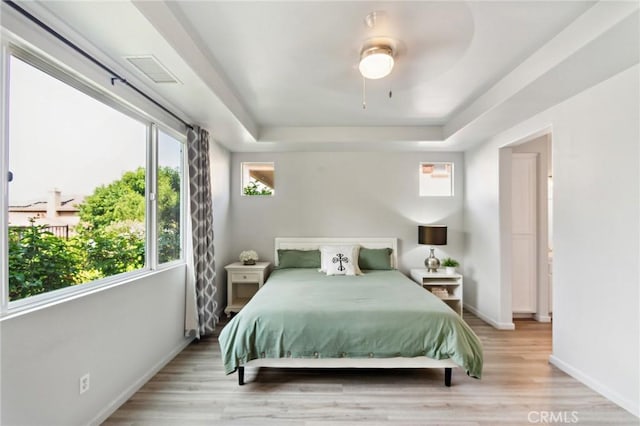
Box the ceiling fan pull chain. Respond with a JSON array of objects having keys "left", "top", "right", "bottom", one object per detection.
[{"left": 362, "top": 76, "right": 367, "bottom": 109}]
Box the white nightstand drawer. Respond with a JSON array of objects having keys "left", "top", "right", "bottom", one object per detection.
[
  {"left": 225, "top": 262, "right": 271, "bottom": 317},
  {"left": 231, "top": 272, "right": 260, "bottom": 283}
]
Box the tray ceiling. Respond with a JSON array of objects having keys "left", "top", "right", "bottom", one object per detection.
[{"left": 21, "top": 1, "right": 638, "bottom": 151}]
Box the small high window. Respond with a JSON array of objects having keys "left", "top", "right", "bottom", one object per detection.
[
  {"left": 242, "top": 162, "right": 275, "bottom": 196},
  {"left": 419, "top": 163, "right": 454, "bottom": 196}
]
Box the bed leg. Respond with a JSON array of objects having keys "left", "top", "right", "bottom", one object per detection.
[
  {"left": 238, "top": 366, "right": 245, "bottom": 386},
  {"left": 444, "top": 368, "right": 452, "bottom": 387}
]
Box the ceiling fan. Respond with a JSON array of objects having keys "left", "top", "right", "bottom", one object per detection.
[{"left": 357, "top": 11, "right": 400, "bottom": 109}]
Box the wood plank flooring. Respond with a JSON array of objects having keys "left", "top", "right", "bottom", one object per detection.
[{"left": 104, "top": 314, "right": 638, "bottom": 425}]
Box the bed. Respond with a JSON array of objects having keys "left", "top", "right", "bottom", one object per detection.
[{"left": 218, "top": 237, "right": 483, "bottom": 386}]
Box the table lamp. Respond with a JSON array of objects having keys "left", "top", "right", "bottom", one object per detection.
[{"left": 418, "top": 225, "right": 447, "bottom": 272}]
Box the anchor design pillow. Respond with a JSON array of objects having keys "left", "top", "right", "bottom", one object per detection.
[{"left": 321, "top": 246, "right": 359, "bottom": 276}]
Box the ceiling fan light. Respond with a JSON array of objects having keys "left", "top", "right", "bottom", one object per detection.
[{"left": 359, "top": 46, "right": 394, "bottom": 79}]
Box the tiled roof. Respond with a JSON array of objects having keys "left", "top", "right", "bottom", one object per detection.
[{"left": 9, "top": 195, "right": 86, "bottom": 212}]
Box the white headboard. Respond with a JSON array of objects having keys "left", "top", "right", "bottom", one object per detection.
[{"left": 274, "top": 237, "right": 398, "bottom": 269}]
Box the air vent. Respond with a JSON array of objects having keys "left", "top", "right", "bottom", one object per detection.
[{"left": 124, "top": 55, "right": 180, "bottom": 84}]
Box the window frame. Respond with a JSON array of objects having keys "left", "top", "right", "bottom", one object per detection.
[
  {"left": 156, "top": 126, "right": 187, "bottom": 268},
  {"left": 0, "top": 43, "right": 187, "bottom": 316}
]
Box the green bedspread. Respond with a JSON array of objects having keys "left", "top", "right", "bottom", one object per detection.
[{"left": 218, "top": 269, "right": 483, "bottom": 378}]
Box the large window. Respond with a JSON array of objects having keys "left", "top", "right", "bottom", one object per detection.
[{"left": 3, "top": 52, "right": 185, "bottom": 307}]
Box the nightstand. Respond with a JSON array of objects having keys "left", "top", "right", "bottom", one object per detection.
[
  {"left": 224, "top": 262, "right": 270, "bottom": 317},
  {"left": 410, "top": 269, "right": 463, "bottom": 317}
]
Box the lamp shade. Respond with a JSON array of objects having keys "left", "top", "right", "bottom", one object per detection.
[
  {"left": 359, "top": 46, "right": 394, "bottom": 79},
  {"left": 418, "top": 225, "right": 447, "bottom": 245}
]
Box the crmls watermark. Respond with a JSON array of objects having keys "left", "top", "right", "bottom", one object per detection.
[{"left": 528, "top": 411, "right": 579, "bottom": 424}]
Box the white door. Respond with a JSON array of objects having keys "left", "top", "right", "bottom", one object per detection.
[{"left": 511, "top": 153, "right": 538, "bottom": 313}]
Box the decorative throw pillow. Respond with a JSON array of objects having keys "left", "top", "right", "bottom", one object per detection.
[
  {"left": 358, "top": 247, "right": 393, "bottom": 270},
  {"left": 277, "top": 249, "right": 321, "bottom": 269},
  {"left": 320, "top": 245, "right": 362, "bottom": 275},
  {"left": 326, "top": 250, "right": 356, "bottom": 276}
]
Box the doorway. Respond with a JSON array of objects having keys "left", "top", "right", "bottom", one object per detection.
[{"left": 502, "top": 133, "right": 553, "bottom": 323}]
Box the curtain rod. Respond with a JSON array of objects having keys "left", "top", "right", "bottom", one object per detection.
[{"left": 3, "top": 0, "right": 194, "bottom": 131}]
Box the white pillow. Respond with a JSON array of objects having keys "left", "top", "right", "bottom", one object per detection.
[
  {"left": 319, "top": 245, "right": 362, "bottom": 274},
  {"left": 324, "top": 247, "right": 356, "bottom": 276},
  {"left": 318, "top": 245, "right": 333, "bottom": 272},
  {"left": 320, "top": 245, "right": 361, "bottom": 276}
]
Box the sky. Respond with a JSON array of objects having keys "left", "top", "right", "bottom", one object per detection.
[{"left": 8, "top": 56, "right": 182, "bottom": 206}]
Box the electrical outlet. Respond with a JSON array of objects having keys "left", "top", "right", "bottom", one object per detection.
[{"left": 79, "top": 373, "right": 90, "bottom": 395}]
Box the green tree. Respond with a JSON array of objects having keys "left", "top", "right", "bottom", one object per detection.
[
  {"left": 78, "top": 221, "right": 146, "bottom": 277},
  {"left": 243, "top": 179, "right": 273, "bottom": 195},
  {"left": 76, "top": 167, "right": 146, "bottom": 276},
  {"left": 79, "top": 168, "right": 146, "bottom": 228},
  {"left": 77, "top": 166, "right": 181, "bottom": 271},
  {"left": 8, "top": 220, "right": 82, "bottom": 300},
  {"left": 157, "top": 167, "right": 181, "bottom": 263},
  {"left": 8, "top": 167, "right": 181, "bottom": 300}
]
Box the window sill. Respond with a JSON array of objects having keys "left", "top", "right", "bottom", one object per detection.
[{"left": 0, "top": 262, "right": 186, "bottom": 322}]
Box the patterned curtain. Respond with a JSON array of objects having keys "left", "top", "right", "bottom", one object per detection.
[{"left": 184, "top": 127, "right": 218, "bottom": 338}]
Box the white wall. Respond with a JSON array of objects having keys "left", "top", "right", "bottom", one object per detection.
[
  {"left": 463, "top": 142, "right": 511, "bottom": 328},
  {"left": 0, "top": 266, "right": 190, "bottom": 425},
  {"left": 210, "top": 140, "right": 233, "bottom": 317},
  {"left": 0, "top": 139, "right": 232, "bottom": 426},
  {"left": 550, "top": 65, "right": 638, "bottom": 417},
  {"left": 229, "top": 151, "right": 464, "bottom": 273},
  {"left": 464, "top": 65, "right": 639, "bottom": 415}
]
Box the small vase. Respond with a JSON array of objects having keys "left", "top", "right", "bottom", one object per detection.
[
  {"left": 445, "top": 266, "right": 456, "bottom": 274},
  {"left": 243, "top": 260, "right": 256, "bottom": 265}
]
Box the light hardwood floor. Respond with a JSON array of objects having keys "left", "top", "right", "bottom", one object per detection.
[{"left": 104, "top": 314, "right": 638, "bottom": 425}]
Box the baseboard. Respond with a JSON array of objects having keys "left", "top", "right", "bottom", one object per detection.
[
  {"left": 533, "top": 313, "right": 552, "bottom": 323},
  {"left": 549, "top": 355, "right": 639, "bottom": 418},
  {"left": 464, "top": 304, "right": 515, "bottom": 330},
  {"left": 513, "top": 313, "right": 534, "bottom": 319},
  {"left": 90, "top": 337, "right": 194, "bottom": 425}
]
